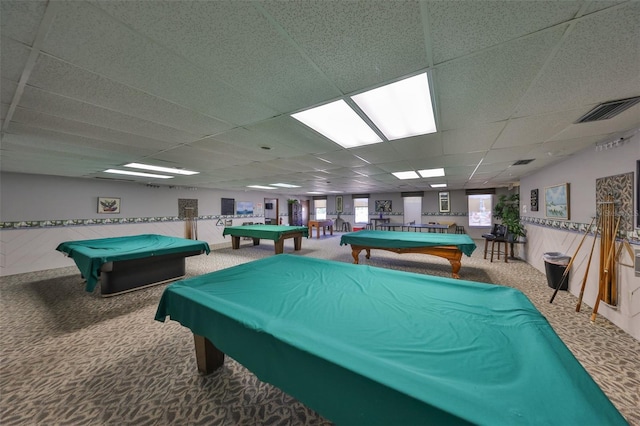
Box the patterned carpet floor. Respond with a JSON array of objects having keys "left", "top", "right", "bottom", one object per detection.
[{"left": 1, "top": 234, "right": 638, "bottom": 425}]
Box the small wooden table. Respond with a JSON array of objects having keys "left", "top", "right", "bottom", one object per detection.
[{"left": 308, "top": 219, "right": 334, "bottom": 239}]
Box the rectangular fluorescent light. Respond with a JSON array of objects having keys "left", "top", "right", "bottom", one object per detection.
[
  {"left": 291, "top": 99, "right": 382, "bottom": 148},
  {"left": 125, "top": 162, "right": 199, "bottom": 175},
  {"left": 418, "top": 168, "right": 445, "bottom": 178},
  {"left": 247, "top": 185, "right": 276, "bottom": 190},
  {"left": 271, "top": 183, "right": 301, "bottom": 188},
  {"left": 430, "top": 183, "right": 447, "bottom": 188},
  {"left": 392, "top": 171, "right": 420, "bottom": 180},
  {"left": 104, "top": 169, "right": 173, "bottom": 179},
  {"left": 351, "top": 73, "right": 436, "bottom": 141},
  {"left": 307, "top": 191, "right": 323, "bottom": 194}
]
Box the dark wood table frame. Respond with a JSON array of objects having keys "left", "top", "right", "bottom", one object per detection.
[
  {"left": 348, "top": 244, "right": 464, "bottom": 279},
  {"left": 230, "top": 230, "right": 305, "bottom": 254}
]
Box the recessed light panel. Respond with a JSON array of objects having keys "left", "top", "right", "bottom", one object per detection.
[
  {"left": 271, "top": 183, "right": 301, "bottom": 188},
  {"left": 104, "top": 169, "right": 173, "bottom": 179},
  {"left": 418, "top": 168, "right": 445, "bottom": 178},
  {"left": 291, "top": 100, "right": 382, "bottom": 149},
  {"left": 125, "top": 162, "right": 199, "bottom": 175},
  {"left": 430, "top": 183, "right": 447, "bottom": 188},
  {"left": 351, "top": 73, "right": 436, "bottom": 141},
  {"left": 247, "top": 185, "right": 276, "bottom": 190},
  {"left": 392, "top": 171, "right": 420, "bottom": 180}
]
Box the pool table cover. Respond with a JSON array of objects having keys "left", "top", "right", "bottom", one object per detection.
[
  {"left": 155, "top": 255, "right": 625, "bottom": 425},
  {"left": 222, "top": 224, "right": 309, "bottom": 240},
  {"left": 340, "top": 230, "right": 477, "bottom": 256},
  {"left": 56, "top": 234, "right": 210, "bottom": 292}
]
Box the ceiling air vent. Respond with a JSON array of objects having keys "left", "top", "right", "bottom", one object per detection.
[
  {"left": 575, "top": 96, "right": 640, "bottom": 123},
  {"left": 93, "top": 176, "right": 135, "bottom": 182},
  {"left": 512, "top": 159, "right": 534, "bottom": 166}
]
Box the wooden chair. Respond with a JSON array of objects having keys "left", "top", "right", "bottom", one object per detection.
[{"left": 455, "top": 225, "right": 465, "bottom": 234}]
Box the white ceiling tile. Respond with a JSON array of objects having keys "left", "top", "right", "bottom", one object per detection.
[
  {"left": 435, "top": 25, "right": 567, "bottom": 130},
  {"left": 0, "top": 0, "right": 48, "bottom": 45},
  {"left": 494, "top": 109, "right": 585, "bottom": 148},
  {"left": 515, "top": 3, "right": 640, "bottom": 116},
  {"left": 5, "top": 123, "right": 158, "bottom": 159},
  {"left": 441, "top": 122, "right": 506, "bottom": 154},
  {"left": 262, "top": 0, "right": 427, "bottom": 94},
  {"left": 43, "top": 1, "right": 279, "bottom": 124},
  {"left": 1, "top": 38, "right": 31, "bottom": 83},
  {"left": 11, "top": 107, "right": 180, "bottom": 151},
  {"left": 28, "top": 54, "right": 232, "bottom": 136},
  {"left": 18, "top": 85, "right": 203, "bottom": 143},
  {"left": 90, "top": 0, "right": 341, "bottom": 113},
  {"left": 428, "top": 1, "right": 581, "bottom": 63}
]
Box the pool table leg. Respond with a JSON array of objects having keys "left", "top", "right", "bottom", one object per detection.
[
  {"left": 231, "top": 236, "right": 240, "bottom": 249},
  {"left": 274, "top": 239, "right": 285, "bottom": 254},
  {"left": 193, "top": 334, "right": 225, "bottom": 375},
  {"left": 449, "top": 259, "right": 462, "bottom": 279},
  {"left": 293, "top": 236, "right": 302, "bottom": 251},
  {"left": 350, "top": 248, "right": 360, "bottom": 264},
  {"left": 252, "top": 238, "right": 260, "bottom": 246}
]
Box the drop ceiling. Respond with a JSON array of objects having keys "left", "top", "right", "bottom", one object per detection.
[{"left": 1, "top": 0, "right": 639, "bottom": 195}]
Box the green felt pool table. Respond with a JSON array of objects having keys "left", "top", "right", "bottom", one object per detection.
[
  {"left": 222, "top": 225, "right": 309, "bottom": 254},
  {"left": 340, "top": 230, "right": 476, "bottom": 278},
  {"left": 56, "top": 234, "right": 210, "bottom": 296},
  {"left": 155, "top": 255, "right": 626, "bottom": 426}
]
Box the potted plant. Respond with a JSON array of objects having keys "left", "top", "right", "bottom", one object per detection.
[{"left": 493, "top": 193, "right": 526, "bottom": 243}]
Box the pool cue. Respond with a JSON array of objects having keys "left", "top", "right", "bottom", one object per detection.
[
  {"left": 549, "top": 216, "right": 596, "bottom": 303},
  {"left": 576, "top": 216, "right": 601, "bottom": 312},
  {"left": 591, "top": 215, "right": 620, "bottom": 323}
]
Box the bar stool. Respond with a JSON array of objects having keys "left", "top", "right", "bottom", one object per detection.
[
  {"left": 455, "top": 225, "right": 465, "bottom": 234},
  {"left": 489, "top": 225, "right": 509, "bottom": 263}
]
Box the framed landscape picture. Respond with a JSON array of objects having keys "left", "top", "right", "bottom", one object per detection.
[{"left": 544, "top": 183, "right": 570, "bottom": 219}]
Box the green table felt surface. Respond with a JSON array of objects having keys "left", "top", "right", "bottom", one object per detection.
[
  {"left": 340, "top": 230, "right": 477, "bottom": 257},
  {"left": 222, "top": 225, "right": 309, "bottom": 240},
  {"left": 56, "top": 234, "right": 210, "bottom": 292},
  {"left": 155, "top": 255, "right": 625, "bottom": 426}
]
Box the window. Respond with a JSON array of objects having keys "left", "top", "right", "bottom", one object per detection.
[
  {"left": 354, "top": 198, "right": 369, "bottom": 224},
  {"left": 315, "top": 199, "right": 327, "bottom": 220},
  {"left": 468, "top": 194, "right": 492, "bottom": 227}
]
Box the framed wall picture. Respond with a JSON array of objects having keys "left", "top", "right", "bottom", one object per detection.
[
  {"left": 438, "top": 192, "right": 450, "bottom": 213},
  {"left": 98, "top": 197, "right": 120, "bottom": 214},
  {"left": 236, "top": 201, "right": 253, "bottom": 215},
  {"left": 530, "top": 189, "right": 539, "bottom": 211},
  {"left": 336, "top": 195, "right": 343, "bottom": 213},
  {"left": 375, "top": 200, "right": 392, "bottom": 213},
  {"left": 544, "top": 183, "right": 570, "bottom": 219}
]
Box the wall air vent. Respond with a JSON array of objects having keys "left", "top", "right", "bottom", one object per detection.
[
  {"left": 512, "top": 159, "right": 534, "bottom": 165},
  {"left": 575, "top": 96, "right": 640, "bottom": 123}
]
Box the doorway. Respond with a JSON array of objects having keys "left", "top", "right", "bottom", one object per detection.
[{"left": 264, "top": 198, "right": 279, "bottom": 225}]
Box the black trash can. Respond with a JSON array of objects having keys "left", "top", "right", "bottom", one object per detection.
[{"left": 543, "top": 252, "right": 571, "bottom": 290}]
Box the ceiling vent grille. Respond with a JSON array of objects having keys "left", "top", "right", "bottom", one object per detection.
[
  {"left": 512, "top": 159, "right": 534, "bottom": 165},
  {"left": 93, "top": 176, "right": 135, "bottom": 182},
  {"left": 575, "top": 96, "right": 640, "bottom": 123}
]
